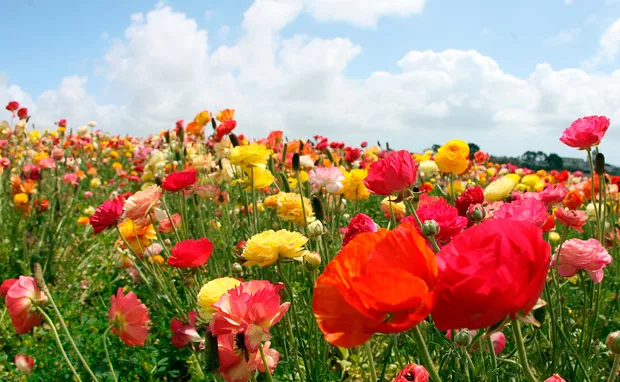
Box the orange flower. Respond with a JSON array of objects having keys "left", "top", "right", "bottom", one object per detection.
[
  {"left": 312, "top": 223, "right": 438, "bottom": 347},
  {"left": 563, "top": 189, "right": 584, "bottom": 210},
  {"left": 77, "top": 217, "right": 90, "bottom": 225},
  {"left": 193, "top": 110, "right": 211, "bottom": 126},
  {"left": 216, "top": 109, "right": 235, "bottom": 122},
  {"left": 186, "top": 121, "right": 203, "bottom": 135}
]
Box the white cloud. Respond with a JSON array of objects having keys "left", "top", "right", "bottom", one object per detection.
[
  {"left": 564, "top": 0, "right": 574, "bottom": 5},
  {"left": 302, "top": 0, "right": 426, "bottom": 27},
  {"left": 585, "top": 18, "right": 620, "bottom": 67},
  {"left": 543, "top": 28, "right": 579, "bottom": 46},
  {"left": 3, "top": 3, "right": 620, "bottom": 163}
]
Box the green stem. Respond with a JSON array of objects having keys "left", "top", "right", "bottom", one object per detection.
[
  {"left": 511, "top": 320, "right": 537, "bottom": 382},
  {"left": 364, "top": 341, "right": 378, "bottom": 382},
  {"left": 103, "top": 326, "right": 119, "bottom": 382},
  {"left": 487, "top": 335, "right": 499, "bottom": 382},
  {"left": 608, "top": 354, "right": 620, "bottom": 382},
  {"left": 37, "top": 308, "right": 82, "bottom": 382},
  {"left": 412, "top": 325, "right": 442, "bottom": 382},
  {"left": 259, "top": 344, "right": 275, "bottom": 382}
]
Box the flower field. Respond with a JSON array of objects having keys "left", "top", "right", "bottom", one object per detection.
[{"left": 0, "top": 102, "right": 619, "bottom": 382}]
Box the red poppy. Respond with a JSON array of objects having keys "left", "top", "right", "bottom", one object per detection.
[
  {"left": 215, "top": 120, "right": 237, "bottom": 141},
  {"left": 168, "top": 238, "right": 213, "bottom": 268},
  {"left": 109, "top": 288, "right": 150, "bottom": 346},
  {"left": 90, "top": 195, "right": 125, "bottom": 234},
  {"left": 313, "top": 223, "right": 438, "bottom": 348},
  {"left": 364, "top": 150, "right": 417, "bottom": 196},
  {"left": 5, "top": 276, "right": 47, "bottom": 334},
  {"left": 0, "top": 278, "right": 17, "bottom": 298},
  {"left": 162, "top": 170, "right": 197, "bottom": 192},
  {"left": 432, "top": 219, "right": 550, "bottom": 330},
  {"left": 455, "top": 186, "right": 484, "bottom": 216},
  {"left": 17, "top": 108, "right": 28, "bottom": 120},
  {"left": 6, "top": 101, "right": 19, "bottom": 112}
]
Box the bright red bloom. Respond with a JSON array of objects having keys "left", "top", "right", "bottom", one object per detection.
[
  {"left": 405, "top": 198, "right": 467, "bottom": 244},
  {"left": 5, "top": 101, "right": 19, "bottom": 112},
  {"left": 361, "top": 141, "right": 368, "bottom": 148},
  {"left": 313, "top": 223, "right": 438, "bottom": 347},
  {"left": 1, "top": 278, "right": 17, "bottom": 298},
  {"left": 170, "top": 311, "right": 201, "bottom": 348},
  {"left": 432, "top": 219, "right": 550, "bottom": 330},
  {"left": 393, "top": 363, "right": 429, "bottom": 382},
  {"left": 15, "top": 355, "right": 35, "bottom": 374},
  {"left": 342, "top": 213, "right": 377, "bottom": 248},
  {"left": 455, "top": 186, "right": 484, "bottom": 216},
  {"left": 473, "top": 151, "right": 489, "bottom": 164},
  {"left": 90, "top": 195, "right": 125, "bottom": 234},
  {"left": 345, "top": 147, "right": 361, "bottom": 163},
  {"left": 17, "top": 108, "right": 28, "bottom": 120},
  {"left": 364, "top": 150, "right": 417, "bottom": 196},
  {"left": 162, "top": 170, "right": 197, "bottom": 192},
  {"left": 109, "top": 288, "right": 150, "bottom": 346},
  {"left": 168, "top": 238, "right": 213, "bottom": 268},
  {"left": 560, "top": 115, "right": 610, "bottom": 150},
  {"left": 5, "top": 276, "right": 47, "bottom": 334},
  {"left": 215, "top": 120, "right": 237, "bottom": 141}
]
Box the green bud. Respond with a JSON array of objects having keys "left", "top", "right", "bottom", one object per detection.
[
  {"left": 595, "top": 153, "right": 606, "bottom": 175},
  {"left": 421, "top": 220, "right": 440, "bottom": 237},
  {"left": 292, "top": 153, "right": 300, "bottom": 171},
  {"left": 454, "top": 330, "right": 472, "bottom": 347}
]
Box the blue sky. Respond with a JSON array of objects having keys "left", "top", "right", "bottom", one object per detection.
[{"left": 3, "top": 0, "right": 620, "bottom": 162}]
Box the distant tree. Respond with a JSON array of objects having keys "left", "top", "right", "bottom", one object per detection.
[
  {"left": 546, "top": 153, "right": 563, "bottom": 170},
  {"left": 468, "top": 143, "right": 480, "bottom": 159}
]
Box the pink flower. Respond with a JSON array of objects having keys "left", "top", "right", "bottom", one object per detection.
[
  {"left": 217, "top": 333, "right": 280, "bottom": 382},
  {"left": 493, "top": 198, "right": 550, "bottom": 230},
  {"left": 560, "top": 115, "right": 610, "bottom": 150},
  {"left": 535, "top": 184, "right": 568, "bottom": 207},
  {"left": 393, "top": 363, "right": 429, "bottom": 382},
  {"left": 158, "top": 213, "right": 181, "bottom": 234},
  {"left": 0, "top": 278, "right": 17, "bottom": 298},
  {"left": 84, "top": 191, "right": 93, "bottom": 199},
  {"left": 210, "top": 280, "right": 290, "bottom": 353},
  {"left": 491, "top": 332, "right": 506, "bottom": 354},
  {"left": 14, "top": 355, "right": 35, "bottom": 374},
  {"left": 554, "top": 206, "right": 588, "bottom": 232},
  {"left": 544, "top": 375, "right": 566, "bottom": 382},
  {"left": 364, "top": 150, "right": 417, "bottom": 196},
  {"left": 170, "top": 312, "right": 201, "bottom": 348},
  {"left": 195, "top": 184, "right": 221, "bottom": 200},
  {"left": 123, "top": 185, "right": 162, "bottom": 222},
  {"left": 308, "top": 167, "right": 344, "bottom": 194},
  {"left": 109, "top": 288, "right": 150, "bottom": 346},
  {"left": 0, "top": 158, "right": 9, "bottom": 169},
  {"left": 62, "top": 173, "right": 79, "bottom": 186},
  {"left": 38, "top": 158, "right": 56, "bottom": 169},
  {"left": 341, "top": 213, "right": 377, "bottom": 248},
  {"left": 5, "top": 276, "right": 47, "bottom": 334},
  {"left": 552, "top": 238, "right": 612, "bottom": 283},
  {"left": 404, "top": 197, "right": 467, "bottom": 244},
  {"left": 90, "top": 196, "right": 125, "bottom": 235}
]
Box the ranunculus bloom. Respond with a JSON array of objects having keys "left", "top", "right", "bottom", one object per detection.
[
  {"left": 123, "top": 185, "right": 162, "bottom": 222},
  {"left": 342, "top": 213, "right": 377, "bottom": 248},
  {"left": 62, "top": 173, "right": 79, "bottom": 186},
  {"left": 217, "top": 333, "right": 280, "bottom": 382},
  {"left": 393, "top": 363, "right": 429, "bottom": 382},
  {"left": 17, "top": 108, "right": 28, "bottom": 120},
  {"left": 432, "top": 219, "right": 550, "bottom": 330},
  {"left": 215, "top": 120, "right": 237, "bottom": 141},
  {"left": 210, "top": 280, "right": 290, "bottom": 353},
  {"left": 474, "top": 151, "right": 489, "bottom": 164},
  {"left": 109, "top": 288, "right": 150, "bottom": 346},
  {"left": 530, "top": 184, "right": 568, "bottom": 207},
  {"left": 313, "top": 223, "right": 438, "bottom": 347},
  {"left": 5, "top": 101, "right": 19, "bottom": 112},
  {"left": 168, "top": 238, "right": 213, "bottom": 268},
  {"left": 170, "top": 311, "right": 201, "bottom": 348},
  {"left": 563, "top": 189, "right": 584, "bottom": 210},
  {"left": 455, "top": 186, "right": 484, "bottom": 216},
  {"left": 197, "top": 278, "right": 242, "bottom": 321},
  {"left": 90, "top": 195, "right": 125, "bottom": 234},
  {"left": 6, "top": 276, "right": 47, "bottom": 334},
  {"left": 554, "top": 206, "right": 587, "bottom": 232},
  {"left": 434, "top": 140, "right": 470, "bottom": 174},
  {"left": 552, "top": 238, "right": 612, "bottom": 283},
  {"left": 308, "top": 167, "right": 345, "bottom": 194},
  {"left": 493, "top": 198, "right": 551, "bottom": 231},
  {"left": 15, "top": 355, "right": 35, "bottom": 374},
  {"left": 363, "top": 150, "right": 417, "bottom": 196},
  {"left": 404, "top": 197, "right": 467, "bottom": 244},
  {"left": 485, "top": 177, "right": 516, "bottom": 202},
  {"left": 560, "top": 115, "right": 610, "bottom": 150},
  {"left": 162, "top": 170, "right": 197, "bottom": 192},
  {"left": 544, "top": 375, "right": 566, "bottom": 382},
  {"left": 0, "top": 278, "right": 17, "bottom": 297},
  {"left": 491, "top": 332, "right": 506, "bottom": 354},
  {"left": 158, "top": 213, "right": 181, "bottom": 234}
]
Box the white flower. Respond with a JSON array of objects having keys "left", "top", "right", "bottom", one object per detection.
[
  {"left": 419, "top": 160, "right": 439, "bottom": 179},
  {"left": 299, "top": 155, "right": 315, "bottom": 169},
  {"left": 87, "top": 121, "right": 97, "bottom": 128}
]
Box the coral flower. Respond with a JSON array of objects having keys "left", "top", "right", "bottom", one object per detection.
[
  {"left": 210, "top": 280, "right": 290, "bottom": 353},
  {"left": 491, "top": 332, "right": 506, "bottom": 354},
  {"left": 109, "top": 288, "right": 150, "bottom": 346},
  {"left": 406, "top": 197, "right": 468, "bottom": 244},
  {"left": 308, "top": 167, "right": 345, "bottom": 194},
  {"left": 168, "top": 238, "right": 214, "bottom": 268},
  {"left": 432, "top": 219, "right": 550, "bottom": 330},
  {"left": 170, "top": 312, "right": 201, "bottom": 348},
  {"left": 230, "top": 144, "right": 271, "bottom": 169},
  {"left": 493, "top": 198, "right": 551, "bottom": 231},
  {"left": 215, "top": 120, "right": 237, "bottom": 141},
  {"left": 217, "top": 333, "right": 280, "bottom": 382},
  {"left": 474, "top": 151, "right": 489, "bottom": 164},
  {"left": 90, "top": 195, "right": 125, "bottom": 234},
  {"left": 554, "top": 206, "right": 587, "bottom": 232},
  {"left": 560, "top": 115, "right": 610, "bottom": 150},
  {"left": 552, "top": 238, "right": 612, "bottom": 283},
  {"left": 393, "top": 363, "right": 429, "bottom": 382},
  {"left": 313, "top": 223, "right": 439, "bottom": 347},
  {"left": 15, "top": 355, "right": 35, "bottom": 374},
  {"left": 197, "top": 278, "right": 242, "bottom": 321},
  {"left": 434, "top": 140, "right": 470, "bottom": 174},
  {"left": 162, "top": 170, "right": 197, "bottom": 192},
  {"left": 342, "top": 213, "right": 377, "bottom": 248},
  {"left": 123, "top": 185, "right": 162, "bottom": 222},
  {"left": 455, "top": 186, "right": 484, "bottom": 216},
  {"left": 242, "top": 230, "right": 309, "bottom": 267},
  {"left": 158, "top": 213, "right": 181, "bottom": 234},
  {"left": 5, "top": 276, "right": 47, "bottom": 334},
  {"left": 364, "top": 150, "right": 417, "bottom": 196}
]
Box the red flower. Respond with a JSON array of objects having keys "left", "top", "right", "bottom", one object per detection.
[
  {"left": 313, "top": 223, "right": 438, "bottom": 347},
  {"left": 364, "top": 150, "right": 417, "bottom": 196},
  {"left": 215, "top": 120, "right": 237, "bottom": 141},
  {"left": 560, "top": 115, "right": 610, "bottom": 150},
  {"left": 5, "top": 276, "right": 47, "bottom": 334},
  {"left": 90, "top": 196, "right": 125, "bottom": 234},
  {"left": 404, "top": 197, "right": 467, "bottom": 244},
  {"left": 5, "top": 101, "right": 19, "bottom": 112},
  {"left": 162, "top": 170, "right": 197, "bottom": 192},
  {"left": 158, "top": 213, "right": 181, "bottom": 234},
  {"left": 170, "top": 312, "right": 201, "bottom": 348},
  {"left": 17, "top": 108, "right": 28, "bottom": 120},
  {"left": 432, "top": 219, "right": 550, "bottom": 330},
  {"left": 394, "top": 363, "right": 429, "bottom": 382},
  {"left": 345, "top": 147, "right": 361, "bottom": 163},
  {"left": 57, "top": 119, "right": 67, "bottom": 127},
  {"left": 544, "top": 375, "right": 566, "bottom": 382},
  {"left": 455, "top": 186, "right": 484, "bottom": 216},
  {"left": 109, "top": 288, "right": 150, "bottom": 346},
  {"left": 168, "top": 238, "right": 213, "bottom": 268},
  {"left": 0, "top": 278, "right": 17, "bottom": 298},
  {"left": 341, "top": 213, "right": 377, "bottom": 248},
  {"left": 473, "top": 151, "right": 489, "bottom": 164},
  {"left": 361, "top": 141, "right": 368, "bottom": 148}
]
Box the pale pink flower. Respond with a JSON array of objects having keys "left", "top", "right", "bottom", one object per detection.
[
  {"left": 308, "top": 167, "right": 344, "bottom": 194},
  {"left": 123, "top": 185, "right": 162, "bottom": 222},
  {"left": 38, "top": 158, "right": 56, "bottom": 169},
  {"left": 62, "top": 173, "right": 79, "bottom": 187},
  {"left": 158, "top": 213, "right": 181, "bottom": 234},
  {"left": 552, "top": 238, "right": 612, "bottom": 283},
  {"left": 554, "top": 206, "right": 587, "bottom": 232},
  {"left": 491, "top": 332, "right": 506, "bottom": 354}
]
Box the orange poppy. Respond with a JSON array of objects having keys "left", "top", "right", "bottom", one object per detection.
[{"left": 312, "top": 222, "right": 438, "bottom": 348}]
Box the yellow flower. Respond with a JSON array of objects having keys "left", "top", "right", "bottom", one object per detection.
[
  {"left": 13, "top": 193, "right": 29, "bottom": 205},
  {"left": 413, "top": 153, "right": 432, "bottom": 163},
  {"left": 90, "top": 178, "right": 102, "bottom": 188},
  {"left": 28, "top": 130, "right": 41, "bottom": 143},
  {"left": 274, "top": 192, "right": 315, "bottom": 226},
  {"left": 380, "top": 197, "right": 406, "bottom": 221},
  {"left": 193, "top": 110, "right": 212, "bottom": 126},
  {"left": 216, "top": 109, "right": 235, "bottom": 122},
  {"left": 341, "top": 169, "right": 370, "bottom": 201},
  {"left": 197, "top": 277, "right": 241, "bottom": 321},
  {"left": 548, "top": 232, "right": 560, "bottom": 242},
  {"left": 434, "top": 140, "right": 470, "bottom": 174},
  {"left": 242, "top": 229, "right": 309, "bottom": 267},
  {"left": 521, "top": 174, "right": 540, "bottom": 188},
  {"left": 33, "top": 152, "right": 49, "bottom": 165},
  {"left": 230, "top": 144, "right": 271, "bottom": 169},
  {"left": 118, "top": 219, "right": 157, "bottom": 254},
  {"left": 484, "top": 177, "right": 516, "bottom": 202},
  {"left": 364, "top": 146, "right": 380, "bottom": 162},
  {"left": 448, "top": 180, "right": 466, "bottom": 197},
  {"left": 505, "top": 173, "right": 521, "bottom": 185},
  {"left": 233, "top": 167, "right": 275, "bottom": 191},
  {"left": 486, "top": 167, "right": 497, "bottom": 177},
  {"left": 109, "top": 150, "right": 119, "bottom": 159}
]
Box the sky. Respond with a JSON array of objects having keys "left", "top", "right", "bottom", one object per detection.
[{"left": 2, "top": 0, "right": 620, "bottom": 162}]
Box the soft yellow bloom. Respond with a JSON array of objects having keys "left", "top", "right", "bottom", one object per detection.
[
  {"left": 83, "top": 206, "right": 96, "bottom": 216},
  {"left": 341, "top": 169, "right": 370, "bottom": 201},
  {"left": 413, "top": 153, "right": 432, "bottom": 163},
  {"left": 234, "top": 167, "right": 275, "bottom": 191},
  {"left": 214, "top": 136, "right": 233, "bottom": 159},
  {"left": 197, "top": 278, "right": 241, "bottom": 321},
  {"left": 380, "top": 197, "right": 406, "bottom": 221},
  {"left": 272, "top": 192, "right": 315, "bottom": 226},
  {"left": 484, "top": 177, "right": 516, "bottom": 202},
  {"left": 521, "top": 174, "right": 540, "bottom": 188},
  {"left": 242, "top": 229, "right": 309, "bottom": 267},
  {"left": 434, "top": 140, "right": 470, "bottom": 174},
  {"left": 487, "top": 167, "right": 497, "bottom": 177},
  {"left": 288, "top": 171, "right": 308, "bottom": 189},
  {"left": 505, "top": 173, "right": 521, "bottom": 184},
  {"left": 208, "top": 158, "right": 235, "bottom": 184},
  {"left": 28, "top": 130, "right": 41, "bottom": 143},
  {"left": 419, "top": 160, "right": 439, "bottom": 179},
  {"left": 448, "top": 180, "right": 466, "bottom": 197},
  {"left": 364, "top": 146, "right": 381, "bottom": 162},
  {"left": 90, "top": 178, "right": 102, "bottom": 188},
  {"left": 230, "top": 144, "right": 271, "bottom": 168},
  {"left": 548, "top": 232, "right": 560, "bottom": 242},
  {"left": 118, "top": 219, "right": 156, "bottom": 254}
]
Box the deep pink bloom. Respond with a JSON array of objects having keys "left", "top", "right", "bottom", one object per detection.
[
  {"left": 534, "top": 184, "right": 568, "bottom": 207},
  {"left": 57, "top": 119, "right": 67, "bottom": 127},
  {"left": 158, "top": 213, "right": 181, "bottom": 234},
  {"left": 109, "top": 288, "right": 150, "bottom": 346},
  {"left": 342, "top": 213, "right": 377, "bottom": 248},
  {"left": 560, "top": 115, "right": 610, "bottom": 150},
  {"left": 364, "top": 150, "right": 417, "bottom": 195},
  {"left": 552, "top": 238, "right": 612, "bottom": 283},
  {"left": 5, "top": 276, "right": 47, "bottom": 334},
  {"left": 404, "top": 198, "right": 467, "bottom": 244},
  {"left": 491, "top": 332, "right": 506, "bottom": 354},
  {"left": 15, "top": 355, "right": 35, "bottom": 374},
  {"left": 0, "top": 278, "right": 17, "bottom": 298},
  {"left": 170, "top": 312, "right": 201, "bottom": 348},
  {"left": 90, "top": 196, "right": 125, "bottom": 234},
  {"left": 162, "top": 171, "right": 197, "bottom": 192},
  {"left": 393, "top": 363, "right": 429, "bottom": 382},
  {"left": 544, "top": 375, "right": 566, "bottom": 382},
  {"left": 455, "top": 186, "right": 484, "bottom": 216},
  {"left": 210, "top": 280, "right": 290, "bottom": 353},
  {"left": 554, "top": 206, "right": 587, "bottom": 232},
  {"left": 168, "top": 238, "right": 213, "bottom": 268},
  {"left": 493, "top": 198, "right": 550, "bottom": 230}
]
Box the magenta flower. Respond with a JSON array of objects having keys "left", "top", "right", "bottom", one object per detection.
[{"left": 560, "top": 115, "right": 610, "bottom": 150}]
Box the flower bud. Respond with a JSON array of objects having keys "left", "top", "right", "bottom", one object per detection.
[
  {"left": 606, "top": 331, "right": 620, "bottom": 354},
  {"left": 454, "top": 330, "right": 472, "bottom": 347},
  {"left": 229, "top": 134, "right": 240, "bottom": 147},
  {"left": 342, "top": 213, "right": 350, "bottom": 220},
  {"left": 595, "top": 153, "right": 605, "bottom": 175},
  {"left": 421, "top": 219, "right": 440, "bottom": 237},
  {"left": 292, "top": 153, "right": 300, "bottom": 171},
  {"left": 303, "top": 252, "right": 322, "bottom": 271},
  {"left": 311, "top": 196, "right": 325, "bottom": 222},
  {"left": 307, "top": 219, "right": 324, "bottom": 238},
  {"left": 231, "top": 263, "right": 243, "bottom": 274},
  {"left": 466, "top": 203, "right": 486, "bottom": 222}
]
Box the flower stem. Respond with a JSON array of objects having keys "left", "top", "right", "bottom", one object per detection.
[
  {"left": 510, "top": 320, "right": 537, "bottom": 382},
  {"left": 487, "top": 335, "right": 499, "bottom": 382},
  {"left": 37, "top": 307, "right": 82, "bottom": 382},
  {"left": 412, "top": 325, "right": 442, "bottom": 382},
  {"left": 103, "top": 326, "right": 119, "bottom": 382},
  {"left": 607, "top": 354, "right": 620, "bottom": 382},
  {"left": 364, "top": 341, "right": 378, "bottom": 382},
  {"left": 259, "top": 344, "right": 275, "bottom": 382}
]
